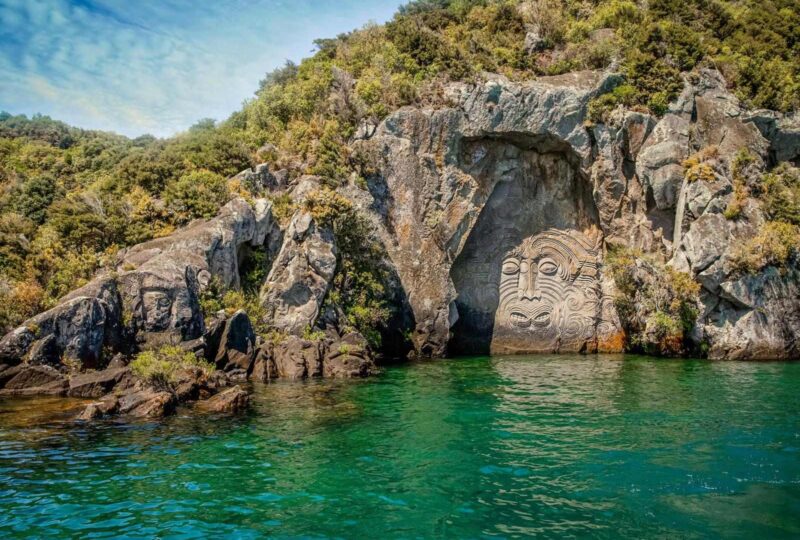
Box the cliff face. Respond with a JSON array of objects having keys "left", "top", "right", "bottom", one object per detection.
[
  {"left": 353, "top": 68, "right": 799, "bottom": 360},
  {"left": 1, "top": 68, "right": 798, "bottom": 378}
]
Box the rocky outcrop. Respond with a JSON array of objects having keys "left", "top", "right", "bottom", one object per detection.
[
  {"left": 355, "top": 68, "right": 798, "bottom": 359},
  {"left": 1, "top": 66, "right": 796, "bottom": 369},
  {"left": 0, "top": 198, "right": 276, "bottom": 368},
  {"left": 357, "top": 71, "right": 623, "bottom": 356},
  {"left": 259, "top": 210, "right": 337, "bottom": 335},
  {"left": 214, "top": 310, "right": 257, "bottom": 371},
  {"left": 250, "top": 332, "right": 375, "bottom": 382}
]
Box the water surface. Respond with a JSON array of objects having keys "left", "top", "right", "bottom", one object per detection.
[{"left": 1, "top": 355, "right": 799, "bottom": 538}]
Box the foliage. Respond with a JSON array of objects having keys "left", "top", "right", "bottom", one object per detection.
[
  {"left": 164, "top": 170, "right": 230, "bottom": 223},
  {"left": 131, "top": 345, "right": 215, "bottom": 387},
  {"left": 305, "top": 188, "right": 391, "bottom": 348},
  {"left": 606, "top": 247, "right": 700, "bottom": 356},
  {"left": 759, "top": 164, "right": 800, "bottom": 225},
  {"left": 731, "top": 221, "right": 800, "bottom": 274},
  {"left": 682, "top": 146, "right": 719, "bottom": 183},
  {"left": 0, "top": 279, "right": 46, "bottom": 334}
]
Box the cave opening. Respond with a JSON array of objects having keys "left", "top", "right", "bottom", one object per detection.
[{"left": 448, "top": 138, "right": 603, "bottom": 355}]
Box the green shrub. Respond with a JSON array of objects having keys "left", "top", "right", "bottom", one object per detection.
[
  {"left": 760, "top": 164, "right": 800, "bottom": 225},
  {"left": 305, "top": 188, "right": 391, "bottom": 348},
  {"left": 164, "top": 170, "right": 229, "bottom": 223},
  {"left": 587, "top": 84, "right": 637, "bottom": 123},
  {"left": 606, "top": 247, "right": 700, "bottom": 356},
  {"left": 731, "top": 221, "right": 800, "bottom": 274},
  {"left": 131, "top": 345, "right": 215, "bottom": 387}
]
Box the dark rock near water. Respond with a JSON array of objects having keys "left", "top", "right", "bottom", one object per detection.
[
  {"left": 214, "top": 310, "right": 256, "bottom": 372},
  {"left": 195, "top": 385, "right": 249, "bottom": 413},
  {"left": 67, "top": 367, "right": 133, "bottom": 399},
  {"left": 0, "top": 365, "right": 67, "bottom": 396}
]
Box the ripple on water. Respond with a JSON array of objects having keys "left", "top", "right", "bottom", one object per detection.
[{"left": 0, "top": 355, "right": 799, "bottom": 538}]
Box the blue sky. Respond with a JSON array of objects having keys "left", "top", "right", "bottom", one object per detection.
[{"left": 0, "top": 0, "right": 401, "bottom": 137}]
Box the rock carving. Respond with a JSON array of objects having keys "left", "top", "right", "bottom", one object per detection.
[{"left": 493, "top": 229, "right": 601, "bottom": 353}]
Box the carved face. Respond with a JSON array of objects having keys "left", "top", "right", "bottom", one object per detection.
[
  {"left": 142, "top": 290, "right": 173, "bottom": 331},
  {"left": 494, "top": 229, "right": 600, "bottom": 352}
]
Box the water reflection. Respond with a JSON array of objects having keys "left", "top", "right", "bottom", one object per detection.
[{"left": 0, "top": 356, "right": 798, "bottom": 538}]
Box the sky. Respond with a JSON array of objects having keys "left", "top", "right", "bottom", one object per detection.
[{"left": 0, "top": 0, "right": 401, "bottom": 137}]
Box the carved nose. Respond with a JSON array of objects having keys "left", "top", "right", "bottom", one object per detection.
[{"left": 520, "top": 265, "right": 540, "bottom": 300}]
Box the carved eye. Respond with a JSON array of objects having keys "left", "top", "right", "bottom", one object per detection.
[
  {"left": 502, "top": 259, "right": 519, "bottom": 275},
  {"left": 538, "top": 259, "right": 558, "bottom": 276}
]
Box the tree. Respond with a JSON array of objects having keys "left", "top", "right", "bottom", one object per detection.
[{"left": 164, "top": 170, "right": 230, "bottom": 223}]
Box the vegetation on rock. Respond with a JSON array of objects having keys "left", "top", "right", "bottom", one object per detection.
[
  {"left": 607, "top": 247, "right": 701, "bottom": 356},
  {"left": 131, "top": 345, "right": 215, "bottom": 387}
]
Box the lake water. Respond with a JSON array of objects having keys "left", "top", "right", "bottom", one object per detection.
[{"left": 1, "top": 355, "right": 799, "bottom": 538}]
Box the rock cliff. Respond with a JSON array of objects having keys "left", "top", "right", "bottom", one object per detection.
[
  {"left": 353, "top": 68, "right": 799, "bottom": 360},
  {"left": 0, "top": 67, "right": 798, "bottom": 415}
]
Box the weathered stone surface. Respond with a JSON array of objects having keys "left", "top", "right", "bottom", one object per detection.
[
  {"left": 260, "top": 211, "right": 337, "bottom": 335},
  {"left": 0, "top": 198, "right": 278, "bottom": 366},
  {"left": 234, "top": 163, "right": 286, "bottom": 193},
  {"left": 117, "top": 388, "right": 177, "bottom": 418},
  {"left": 324, "top": 332, "right": 374, "bottom": 378},
  {"left": 195, "top": 385, "right": 249, "bottom": 413},
  {"left": 78, "top": 396, "right": 120, "bottom": 421},
  {"left": 67, "top": 367, "right": 133, "bottom": 399},
  {"left": 271, "top": 336, "right": 319, "bottom": 379},
  {"left": 359, "top": 71, "right": 623, "bottom": 356},
  {"left": 0, "top": 365, "right": 67, "bottom": 396},
  {"left": 250, "top": 344, "right": 278, "bottom": 382},
  {"left": 214, "top": 310, "right": 256, "bottom": 372},
  {"left": 26, "top": 335, "right": 60, "bottom": 366}
]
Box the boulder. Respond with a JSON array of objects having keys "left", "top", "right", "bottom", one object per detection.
[
  {"left": 195, "top": 385, "right": 249, "bottom": 413},
  {"left": 117, "top": 388, "right": 177, "bottom": 418},
  {"left": 324, "top": 332, "right": 374, "bottom": 378},
  {"left": 214, "top": 310, "right": 256, "bottom": 372},
  {"left": 78, "top": 396, "right": 120, "bottom": 421},
  {"left": 271, "top": 336, "right": 321, "bottom": 379},
  {"left": 250, "top": 343, "right": 278, "bottom": 382}
]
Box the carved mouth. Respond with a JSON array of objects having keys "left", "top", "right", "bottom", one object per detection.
[
  {"left": 509, "top": 312, "right": 531, "bottom": 328},
  {"left": 509, "top": 310, "right": 551, "bottom": 328}
]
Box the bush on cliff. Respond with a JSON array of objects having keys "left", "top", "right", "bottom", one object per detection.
[
  {"left": 305, "top": 188, "right": 391, "bottom": 348},
  {"left": 607, "top": 247, "right": 701, "bottom": 356}
]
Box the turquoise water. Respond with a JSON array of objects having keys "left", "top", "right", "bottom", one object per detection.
[{"left": 1, "top": 355, "right": 799, "bottom": 538}]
